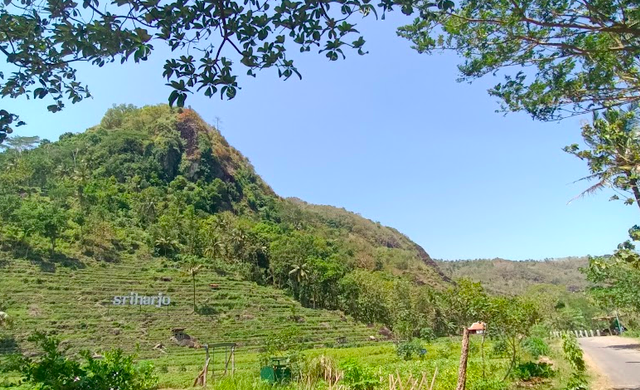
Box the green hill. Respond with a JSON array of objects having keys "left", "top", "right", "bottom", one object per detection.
[
  {"left": 0, "top": 105, "right": 448, "bottom": 360},
  {"left": 436, "top": 257, "right": 589, "bottom": 294}
]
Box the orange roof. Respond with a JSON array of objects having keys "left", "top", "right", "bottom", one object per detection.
[{"left": 468, "top": 322, "right": 485, "bottom": 331}]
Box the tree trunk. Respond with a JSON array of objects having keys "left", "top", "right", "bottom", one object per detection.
[
  {"left": 503, "top": 336, "right": 518, "bottom": 380},
  {"left": 456, "top": 328, "right": 470, "bottom": 390},
  {"left": 630, "top": 178, "right": 640, "bottom": 213},
  {"left": 193, "top": 274, "right": 196, "bottom": 312}
]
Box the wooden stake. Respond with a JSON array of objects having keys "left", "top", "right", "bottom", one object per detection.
[
  {"left": 193, "top": 358, "right": 210, "bottom": 387},
  {"left": 429, "top": 367, "right": 438, "bottom": 390},
  {"left": 456, "top": 328, "right": 470, "bottom": 390}
]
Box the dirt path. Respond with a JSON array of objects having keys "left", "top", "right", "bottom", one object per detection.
[{"left": 579, "top": 336, "right": 640, "bottom": 390}]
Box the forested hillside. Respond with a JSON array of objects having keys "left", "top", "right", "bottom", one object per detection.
[
  {"left": 436, "top": 257, "right": 589, "bottom": 294},
  {"left": 0, "top": 105, "right": 450, "bottom": 355}
]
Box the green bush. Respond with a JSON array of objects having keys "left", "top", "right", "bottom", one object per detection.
[
  {"left": 491, "top": 338, "right": 509, "bottom": 357},
  {"left": 9, "top": 332, "right": 158, "bottom": 390},
  {"left": 340, "top": 359, "right": 379, "bottom": 390},
  {"left": 511, "top": 362, "right": 555, "bottom": 381},
  {"left": 565, "top": 373, "right": 588, "bottom": 390},
  {"left": 562, "top": 334, "right": 587, "bottom": 390},
  {"left": 419, "top": 327, "right": 436, "bottom": 341},
  {"left": 562, "top": 334, "right": 585, "bottom": 372},
  {"left": 523, "top": 337, "right": 550, "bottom": 358},
  {"left": 396, "top": 339, "right": 426, "bottom": 360}
]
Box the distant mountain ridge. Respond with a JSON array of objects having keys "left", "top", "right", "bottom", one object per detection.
[{"left": 436, "top": 257, "right": 589, "bottom": 294}]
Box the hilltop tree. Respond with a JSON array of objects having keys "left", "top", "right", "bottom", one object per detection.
[
  {"left": 398, "top": 0, "right": 640, "bottom": 121},
  {"left": 0, "top": 0, "right": 428, "bottom": 142},
  {"left": 0, "top": 136, "right": 41, "bottom": 153}
]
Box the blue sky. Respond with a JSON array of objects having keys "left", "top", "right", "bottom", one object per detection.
[{"left": 2, "top": 12, "right": 637, "bottom": 260}]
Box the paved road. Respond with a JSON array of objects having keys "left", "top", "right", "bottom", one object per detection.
[{"left": 580, "top": 336, "right": 640, "bottom": 390}]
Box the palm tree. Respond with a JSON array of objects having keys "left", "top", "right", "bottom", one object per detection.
[
  {"left": 204, "top": 233, "right": 225, "bottom": 260},
  {"left": 183, "top": 261, "right": 203, "bottom": 312},
  {"left": 288, "top": 262, "right": 309, "bottom": 302}
]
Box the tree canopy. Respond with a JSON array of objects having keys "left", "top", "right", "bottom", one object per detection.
[
  {"left": 0, "top": 0, "right": 427, "bottom": 141},
  {"left": 398, "top": 0, "right": 640, "bottom": 121},
  {"left": 564, "top": 105, "right": 640, "bottom": 211}
]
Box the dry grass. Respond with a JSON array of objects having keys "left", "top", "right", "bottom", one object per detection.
[{"left": 582, "top": 351, "right": 610, "bottom": 390}]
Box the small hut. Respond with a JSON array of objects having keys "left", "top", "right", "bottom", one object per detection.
[{"left": 467, "top": 322, "right": 486, "bottom": 335}]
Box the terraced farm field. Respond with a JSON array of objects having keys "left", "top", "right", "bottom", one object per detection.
[{"left": 0, "top": 256, "right": 376, "bottom": 378}]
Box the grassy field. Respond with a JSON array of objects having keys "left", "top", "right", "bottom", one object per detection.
[
  {"left": 1, "top": 336, "right": 515, "bottom": 390},
  {"left": 1, "top": 328, "right": 576, "bottom": 390}
]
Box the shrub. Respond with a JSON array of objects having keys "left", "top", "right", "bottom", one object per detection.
[
  {"left": 511, "top": 362, "right": 555, "bottom": 381},
  {"left": 340, "top": 359, "right": 379, "bottom": 390},
  {"left": 9, "top": 332, "right": 158, "bottom": 390},
  {"left": 562, "top": 334, "right": 585, "bottom": 373},
  {"left": 419, "top": 327, "right": 436, "bottom": 341},
  {"left": 562, "top": 334, "right": 587, "bottom": 390},
  {"left": 565, "top": 374, "right": 588, "bottom": 390},
  {"left": 396, "top": 339, "right": 426, "bottom": 360},
  {"left": 523, "top": 337, "right": 550, "bottom": 358}
]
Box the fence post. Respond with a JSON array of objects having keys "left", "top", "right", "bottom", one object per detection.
[{"left": 456, "top": 328, "right": 470, "bottom": 390}]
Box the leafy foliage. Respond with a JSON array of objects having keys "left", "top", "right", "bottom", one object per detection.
[
  {"left": 339, "top": 359, "right": 379, "bottom": 390},
  {"left": 398, "top": 0, "right": 640, "bottom": 121},
  {"left": 522, "top": 337, "right": 549, "bottom": 359},
  {"left": 561, "top": 334, "right": 588, "bottom": 390},
  {"left": 561, "top": 334, "right": 585, "bottom": 373},
  {"left": 395, "top": 338, "right": 425, "bottom": 360},
  {"left": 0, "top": 0, "right": 457, "bottom": 138},
  {"left": 584, "top": 251, "right": 640, "bottom": 312},
  {"left": 564, "top": 105, "right": 640, "bottom": 209},
  {"left": 511, "top": 362, "right": 555, "bottom": 381},
  {"left": 7, "top": 332, "right": 157, "bottom": 390}
]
